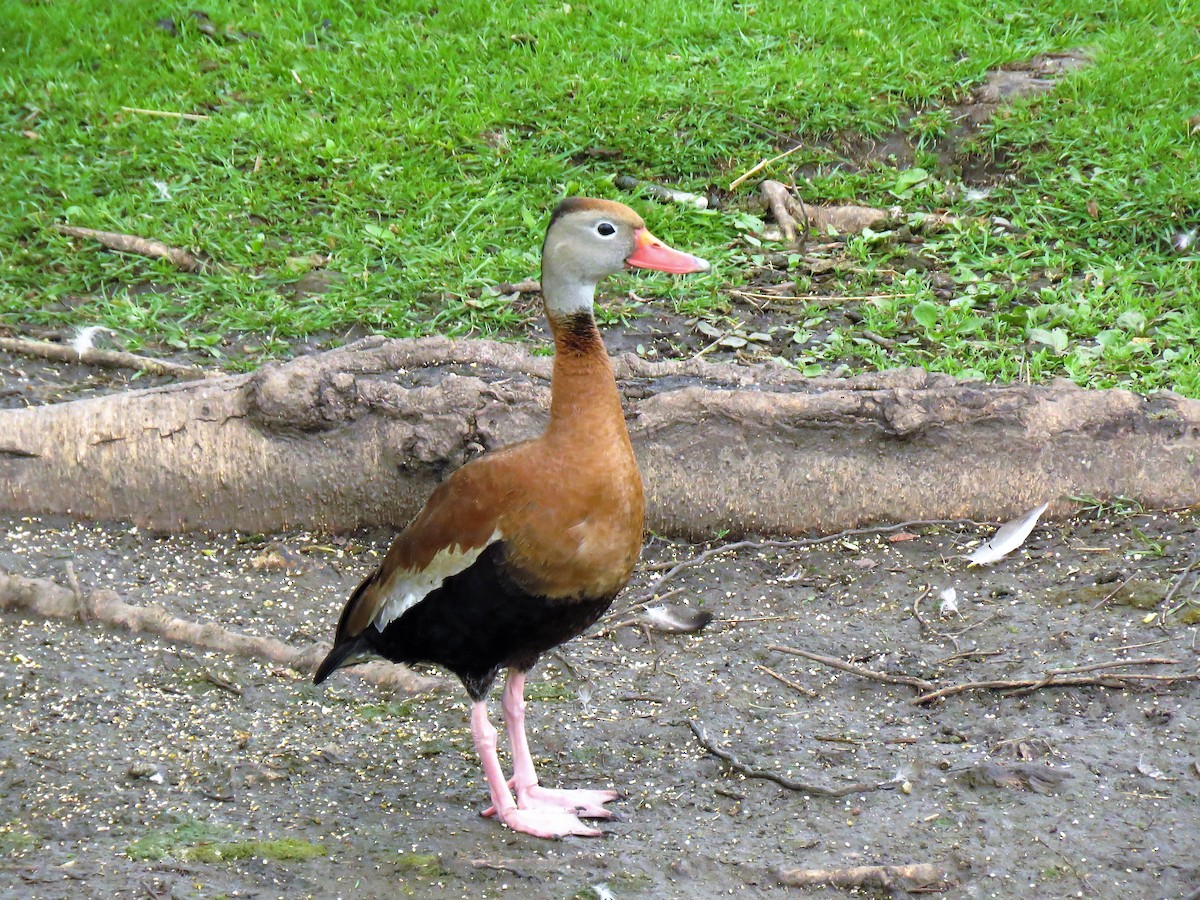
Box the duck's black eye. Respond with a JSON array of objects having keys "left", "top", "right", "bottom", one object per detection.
[{"left": 596, "top": 222, "right": 617, "bottom": 237}]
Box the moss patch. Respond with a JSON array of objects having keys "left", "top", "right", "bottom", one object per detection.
[{"left": 126, "top": 818, "right": 324, "bottom": 864}]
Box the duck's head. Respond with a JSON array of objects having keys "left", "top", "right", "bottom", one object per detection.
[{"left": 541, "top": 197, "right": 709, "bottom": 315}]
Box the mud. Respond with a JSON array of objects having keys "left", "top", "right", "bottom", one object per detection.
[{"left": 2, "top": 506, "right": 1198, "bottom": 899}]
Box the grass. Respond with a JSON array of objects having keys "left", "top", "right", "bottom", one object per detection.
[{"left": 2, "top": 1, "right": 1197, "bottom": 394}]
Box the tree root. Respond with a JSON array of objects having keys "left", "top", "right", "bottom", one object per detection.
[
  {"left": 0, "top": 335, "right": 211, "bottom": 380},
  {"left": 0, "top": 565, "right": 439, "bottom": 695},
  {"left": 3, "top": 337, "right": 1200, "bottom": 538}
]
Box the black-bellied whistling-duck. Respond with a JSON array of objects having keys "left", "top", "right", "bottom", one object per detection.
[{"left": 314, "top": 198, "right": 709, "bottom": 839}]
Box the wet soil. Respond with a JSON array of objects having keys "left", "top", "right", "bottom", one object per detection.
[{"left": 3, "top": 505, "right": 1199, "bottom": 899}]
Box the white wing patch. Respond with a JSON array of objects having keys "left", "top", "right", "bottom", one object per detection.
[{"left": 374, "top": 529, "right": 502, "bottom": 630}]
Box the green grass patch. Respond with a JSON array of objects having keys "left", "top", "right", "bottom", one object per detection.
[
  {"left": 126, "top": 817, "right": 325, "bottom": 863},
  {"left": 2, "top": 1, "right": 1197, "bottom": 394}
]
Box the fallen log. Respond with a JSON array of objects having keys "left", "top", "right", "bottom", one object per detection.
[{"left": 1, "top": 336, "right": 1198, "bottom": 538}]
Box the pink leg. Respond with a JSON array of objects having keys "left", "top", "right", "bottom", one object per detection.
[
  {"left": 470, "top": 700, "right": 599, "bottom": 839},
  {"left": 499, "top": 671, "right": 618, "bottom": 819}
]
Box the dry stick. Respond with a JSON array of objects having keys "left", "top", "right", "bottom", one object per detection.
[
  {"left": 912, "top": 664, "right": 1198, "bottom": 707},
  {"left": 729, "top": 143, "right": 805, "bottom": 190},
  {"left": 910, "top": 584, "right": 942, "bottom": 635},
  {"left": 617, "top": 518, "right": 975, "bottom": 615},
  {"left": 776, "top": 863, "right": 951, "bottom": 891},
  {"left": 492, "top": 278, "right": 541, "bottom": 295},
  {"left": 121, "top": 106, "right": 210, "bottom": 122},
  {"left": 1091, "top": 572, "right": 1139, "bottom": 610},
  {"left": 755, "top": 664, "right": 819, "bottom": 698},
  {"left": 53, "top": 223, "right": 215, "bottom": 274},
  {"left": 0, "top": 336, "right": 210, "bottom": 380},
  {"left": 937, "top": 648, "right": 1004, "bottom": 665},
  {"left": 0, "top": 566, "right": 438, "bottom": 694},
  {"left": 688, "top": 720, "right": 903, "bottom": 798},
  {"left": 912, "top": 586, "right": 999, "bottom": 640},
  {"left": 1158, "top": 551, "right": 1200, "bottom": 624},
  {"left": 770, "top": 645, "right": 936, "bottom": 692},
  {"left": 470, "top": 859, "right": 541, "bottom": 880}
]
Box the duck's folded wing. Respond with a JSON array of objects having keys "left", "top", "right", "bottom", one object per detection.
[{"left": 313, "top": 467, "right": 506, "bottom": 683}]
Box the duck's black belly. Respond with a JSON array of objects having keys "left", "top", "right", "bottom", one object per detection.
[{"left": 368, "top": 542, "right": 615, "bottom": 700}]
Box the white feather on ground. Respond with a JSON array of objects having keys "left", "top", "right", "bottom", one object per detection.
[
  {"left": 966, "top": 502, "right": 1050, "bottom": 566},
  {"left": 71, "top": 326, "right": 115, "bottom": 356},
  {"left": 938, "top": 587, "right": 959, "bottom": 616},
  {"left": 636, "top": 605, "right": 714, "bottom": 634}
]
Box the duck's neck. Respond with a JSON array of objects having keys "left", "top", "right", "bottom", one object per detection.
[{"left": 544, "top": 308, "right": 625, "bottom": 441}]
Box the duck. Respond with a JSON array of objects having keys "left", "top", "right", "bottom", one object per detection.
[{"left": 314, "top": 197, "right": 709, "bottom": 839}]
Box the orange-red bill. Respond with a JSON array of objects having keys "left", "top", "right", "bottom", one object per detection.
[{"left": 625, "top": 228, "right": 710, "bottom": 274}]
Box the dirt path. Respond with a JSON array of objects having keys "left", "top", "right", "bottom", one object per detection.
[{"left": 2, "top": 507, "right": 1198, "bottom": 899}]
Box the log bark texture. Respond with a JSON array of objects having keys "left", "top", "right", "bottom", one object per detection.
[{"left": 2, "top": 336, "right": 1198, "bottom": 539}]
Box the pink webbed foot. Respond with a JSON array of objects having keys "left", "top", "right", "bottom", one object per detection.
[
  {"left": 482, "top": 781, "right": 618, "bottom": 820},
  {"left": 493, "top": 805, "right": 603, "bottom": 839},
  {"left": 518, "top": 784, "right": 619, "bottom": 819}
]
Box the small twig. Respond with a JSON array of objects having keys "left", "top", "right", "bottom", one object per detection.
[
  {"left": 910, "top": 585, "right": 942, "bottom": 635},
  {"left": 688, "top": 720, "right": 903, "bottom": 798},
  {"left": 0, "top": 336, "right": 211, "bottom": 380},
  {"left": 912, "top": 660, "right": 1198, "bottom": 706},
  {"left": 1109, "top": 638, "right": 1170, "bottom": 653},
  {"left": 613, "top": 174, "right": 708, "bottom": 209},
  {"left": 492, "top": 278, "right": 541, "bottom": 295},
  {"left": 859, "top": 329, "right": 897, "bottom": 350},
  {"left": 200, "top": 670, "right": 244, "bottom": 697},
  {"left": 1090, "top": 572, "right": 1139, "bottom": 610},
  {"left": 121, "top": 106, "right": 210, "bottom": 122},
  {"left": 728, "top": 290, "right": 915, "bottom": 304},
  {"left": 53, "top": 223, "right": 216, "bottom": 274},
  {"left": 770, "top": 646, "right": 936, "bottom": 692},
  {"left": 1158, "top": 551, "right": 1200, "bottom": 624},
  {"left": 723, "top": 112, "right": 795, "bottom": 143},
  {"left": 1051, "top": 657, "right": 1179, "bottom": 676},
  {"left": 937, "top": 649, "right": 1005, "bottom": 665},
  {"left": 729, "top": 144, "right": 805, "bottom": 190},
  {"left": 470, "top": 859, "right": 540, "bottom": 881},
  {"left": 756, "top": 664, "right": 818, "bottom": 698},
  {"left": 912, "top": 588, "right": 998, "bottom": 640}
]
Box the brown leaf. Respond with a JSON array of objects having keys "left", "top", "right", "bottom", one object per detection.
[
  {"left": 887, "top": 531, "right": 919, "bottom": 543},
  {"left": 1086, "top": 199, "right": 1100, "bottom": 219},
  {"left": 250, "top": 543, "right": 305, "bottom": 572}
]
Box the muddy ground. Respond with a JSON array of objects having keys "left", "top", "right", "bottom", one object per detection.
[{"left": 2, "top": 484, "right": 1199, "bottom": 899}]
